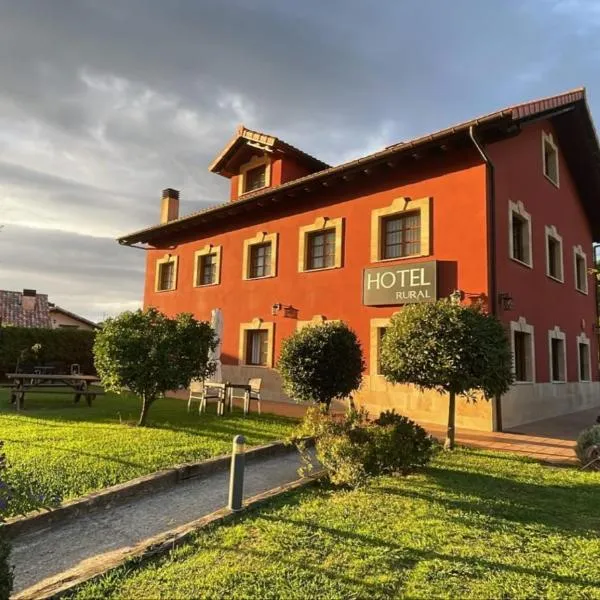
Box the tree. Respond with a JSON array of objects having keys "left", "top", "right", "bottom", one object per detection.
[
  {"left": 94, "top": 308, "right": 216, "bottom": 426},
  {"left": 278, "top": 321, "right": 365, "bottom": 411},
  {"left": 380, "top": 300, "right": 513, "bottom": 449}
]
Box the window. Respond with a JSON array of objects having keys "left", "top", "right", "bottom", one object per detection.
[
  {"left": 245, "top": 330, "right": 268, "bottom": 366},
  {"left": 381, "top": 212, "right": 421, "bottom": 259},
  {"left": 307, "top": 230, "right": 336, "bottom": 270},
  {"left": 511, "top": 317, "right": 535, "bottom": 383},
  {"left": 193, "top": 245, "right": 222, "bottom": 287},
  {"left": 244, "top": 165, "right": 266, "bottom": 193},
  {"left": 577, "top": 334, "right": 591, "bottom": 382},
  {"left": 545, "top": 226, "right": 563, "bottom": 282},
  {"left": 238, "top": 156, "right": 271, "bottom": 196},
  {"left": 239, "top": 319, "right": 274, "bottom": 367},
  {"left": 509, "top": 201, "right": 532, "bottom": 267},
  {"left": 548, "top": 327, "right": 566, "bottom": 383},
  {"left": 371, "top": 196, "right": 431, "bottom": 263},
  {"left": 574, "top": 246, "right": 588, "bottom": 294},
  {"left": 198, "top": 253, "right": 217, "bottom": 285},
  {"left": 298, "top": 217, "right": 344, "bottom": 272},
  {"left": 542, "top": 131, "right": 559, "bottom": 187},
  {"left": 249, "top": 243, "right": 271, "bottom": 278},
  {"left": 155, "top": 255, "right": 178, "bottom": 292},
  {"left": 243, "top": 232, "right": 278, "bottom": 280},
  {"left": 377, "top": 327, "right": 388, "bottom": 375}
]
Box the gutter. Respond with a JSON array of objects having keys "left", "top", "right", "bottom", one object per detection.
[{"left": 468, "top": 125, "right": 503, "bottom": 432}]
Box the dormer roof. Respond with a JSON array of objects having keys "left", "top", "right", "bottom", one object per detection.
[{"left": 209, "top": 125, "right": 330, "bottom": 178}]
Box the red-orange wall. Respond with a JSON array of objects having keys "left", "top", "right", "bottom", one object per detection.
[
  {"left": 488, "top": 120, "right": 598, "bottom": 382},
  {"left": 145, "top": 149, "right": 489, "bottom": 372}
]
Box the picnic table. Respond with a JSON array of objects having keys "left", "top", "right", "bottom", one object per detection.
[{"left": 5, "top": 373, "right": 104, "bottom": 410}]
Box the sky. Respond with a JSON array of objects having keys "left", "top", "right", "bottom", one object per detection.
[{"left": 1, "top": 0, "right": 600, "bottom": 322}]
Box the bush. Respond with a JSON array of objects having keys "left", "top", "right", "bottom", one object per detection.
[
  {"left": 278, "top": 322, "right": 365, "bottom": 411},
  {"left": 294, "top": 407, "right": 435, "bottom": 488},
  {"left": 0, "top": 444, "right": 13, "bottom": 599},
  {"left": 0, "top": 327, "right": 95, "bottom": 379},
  {"left": 576, "top": 425, "right": 600, "bottom": 469}
]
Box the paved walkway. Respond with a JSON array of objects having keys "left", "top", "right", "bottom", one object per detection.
[
  {"left": 424, "top": 423, "right": 577, "bottom": 464},
  {"left": 11, "top": 449, "right": 308, "bottom": 595}
]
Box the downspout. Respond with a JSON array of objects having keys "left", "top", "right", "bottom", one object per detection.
[{"left": 468, "top": 125, "right": 502, "bottom": 432}]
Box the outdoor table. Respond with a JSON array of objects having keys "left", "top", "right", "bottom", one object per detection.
[
  {"left": 203, "top": 381, "right": 252, "bottom": 414},
  {"left": 6, "top": 373, "right": 102, "bottom": 411}
]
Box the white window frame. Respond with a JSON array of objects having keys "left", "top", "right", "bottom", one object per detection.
[
  {"left": 510, "top": 317, "right": 536, "bottom": 383},
  {"left": 508, "top": 200, "right": 533, "bottom": 268},
  {"left": 576, "top": 332, "right": 592, "bottom": 382},
  {"left": 542, "top": 131, "right": 560, "bottom": 188},
  {"left": 547, "top": 326, "right": 566, "bottom": 383},
  {"left": 573, "top": 245, "right": 589, "bottom": 294},
  {"left": 544, "top": 225, "right": 564, "bottom": 283}
]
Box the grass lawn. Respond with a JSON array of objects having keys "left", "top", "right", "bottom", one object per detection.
[
  {"left": 74, "top": 449, "right": 600, "bottom": 600},
  {"left": 0, "top": 389, "right": 296, "bottom": 516}
]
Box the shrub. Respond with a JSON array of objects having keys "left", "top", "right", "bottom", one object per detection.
[
  {"left": 278, "top": 322, "right": 365, "bottom": 411},
  {"left": 294, "top": 407, "right": 435, "bottom": 488},
  {"left": 0, "top": 327, "right": 95, "bottom": 379},
  {"left": 94, "top": 309, "right": 216, "bottom": 426},
  {"left": 576, "top": 425, "right": 600, "bottom": 469},
  {"left": 0, "top": 444, "right": 13, "bottom": 599}
]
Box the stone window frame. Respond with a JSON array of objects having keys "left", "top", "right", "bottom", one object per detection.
[
  {"left": 510, "top": 317, "right": 536, "bottom": 384},
  {"left": 573, "top": 245, "right": 589, "bottom": 295},
  {"left": 542, "top": 131, "right": 560, "bottom": 188},
  {"left": 508, "top": 200, "right": 533, "bottom": 268},
  {"left": 298, "top": 216, "right": 344, "bottom": 272},
  {"left": 193, "top": 244, "right": 222, "bottom": 287},
  {"left": 154, "top": 254, "right": 179, "bottom": 292},
  {"left": 370, "top": 196, "right": 431, "bottom": 263},
  {"left": 238, "top": 155, "right": 271, "bottom": 196},
  {"left": 547, "top": 326, "right": 567, "bottom": 383},
  {"left": 577, "top": 332, "right": 592, "bottom": 383},
  {"left": 238, "top": 318, "right": 275, "bottom": 368},
  {"left": 544, "top": 225, "right": 564, "bottom": 283},
  {"left": 242, "top": 231, "right": 278, "bottom": 281}
]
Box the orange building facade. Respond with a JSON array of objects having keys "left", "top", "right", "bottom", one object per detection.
[{"left": 120, "top": 90, "right": 600, "bottom": 431}]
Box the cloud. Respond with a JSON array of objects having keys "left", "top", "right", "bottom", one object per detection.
[{"left": 0, "top": 0, "right": 600, "bottom": 318}]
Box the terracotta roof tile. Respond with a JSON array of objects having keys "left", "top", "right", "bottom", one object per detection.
[{"left": 0, "top": 290, "right": 51, "bottom": 328}]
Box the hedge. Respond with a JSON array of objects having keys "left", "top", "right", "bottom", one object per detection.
[{"left": 0, "top": 327, "right": 96, "bottom": 380}]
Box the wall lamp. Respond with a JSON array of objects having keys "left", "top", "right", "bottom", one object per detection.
[
  {"left": 498, "top": 293, "right": 514, "bottom": 311},
  {"left": 449, "top": 289, "right": 464, "bottom": 304},
  {"left": 271, "top": 303, "right": 296, "bottom": 317}
]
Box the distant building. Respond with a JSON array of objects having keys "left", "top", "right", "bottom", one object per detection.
[
  {"left": 0, "top": 289, "right": 97, "bottom": 330},
  {"left": 48, "top": 304, "right": 98, "bottom": 331},
  {"left": 119, "top": 88, "right": 600, "bottom": 432}
]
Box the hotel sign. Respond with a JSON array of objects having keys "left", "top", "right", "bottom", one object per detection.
[{"left": 363, "top": 261, "right": 437, "bottom": 306}]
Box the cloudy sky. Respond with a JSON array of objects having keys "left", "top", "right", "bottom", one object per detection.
[{"left": 1, "top": 0, "right": 599, "bottom": 322}]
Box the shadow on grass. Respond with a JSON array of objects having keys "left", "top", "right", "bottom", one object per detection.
[
  {"left": 258, "top": 514, "right": 600, "bottom": 590},
  {"left": 376, "top": 464, "right": 600, "bottom": 537}
]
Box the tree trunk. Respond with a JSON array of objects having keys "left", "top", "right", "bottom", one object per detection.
[
  {"left": 445, "top": 391, "right": 456, "bottom": 450},
  {"left": 138, "top": 395, "right": 153, "bottom": 427}
]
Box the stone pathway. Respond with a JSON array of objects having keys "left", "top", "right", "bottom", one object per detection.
[
  {"left": 424, "top": 423, "right": 577, "bottom": 464},
  {"left": 11, "top": 448, "right": 308, "bottom": 595}
]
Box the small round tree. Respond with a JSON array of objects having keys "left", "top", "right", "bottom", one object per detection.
[
  {"left": 94, "top": 308, "right": 216, "bottom": 426},
  {"left": 278, "top": 321, "right": 365, "bottom": 411},
  {"left": 380, "top": 300, "right": 513, "bottom": 449}
]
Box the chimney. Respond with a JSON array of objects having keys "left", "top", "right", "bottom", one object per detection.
[
  {"left": 160, "top": 188, "right": 180, "bottom": 224},
  {"left": 22, "top": 289, "right": 37, "bottom": 312}
]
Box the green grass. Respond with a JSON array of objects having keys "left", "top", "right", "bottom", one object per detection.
[
  {"left": 0, "top": 389, "right": 296, "bottom": 516},
  {"left": 74, "top": 449, "right": 600, "bottom": 600}
]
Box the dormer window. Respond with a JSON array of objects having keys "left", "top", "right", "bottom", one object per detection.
[{"left": 244, "top": 165, "right": 267, "bottom": 193}]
